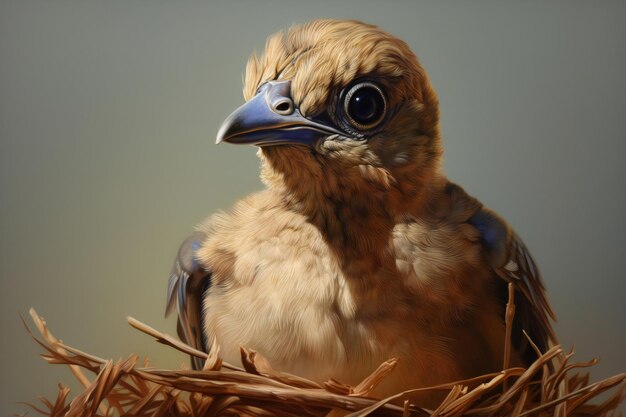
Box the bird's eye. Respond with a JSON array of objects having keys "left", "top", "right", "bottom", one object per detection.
[{"left": 342, "top": 82, "right": 387, "bottom": 131}]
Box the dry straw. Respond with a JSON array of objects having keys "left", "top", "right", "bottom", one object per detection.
[{"left": 21, "top": 284, "right": 625, "bottom": 417}]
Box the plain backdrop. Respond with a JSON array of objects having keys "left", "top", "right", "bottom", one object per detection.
[{"left": 1, "top": 1, "right": 625, "bottom": 414}]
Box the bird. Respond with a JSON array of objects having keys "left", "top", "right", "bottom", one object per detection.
[{"left": 165, "top": 19, "right": 556, "bottom": 407}]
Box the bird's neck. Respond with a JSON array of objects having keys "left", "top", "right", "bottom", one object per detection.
[{"left": 259, "top": 147, "right": 444, "bottom": 277}]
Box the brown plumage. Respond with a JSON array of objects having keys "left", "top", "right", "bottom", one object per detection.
[{"left": 166, "top": 19, "right": 556, "bottom": 407}]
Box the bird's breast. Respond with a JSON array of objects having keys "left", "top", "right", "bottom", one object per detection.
[{"left": 196, "top": 193, "right": 505, "bottom": 397}]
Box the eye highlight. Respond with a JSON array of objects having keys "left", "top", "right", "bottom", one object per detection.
[{"left": 342, "top": 82, "right": 387, "bottom": 131}]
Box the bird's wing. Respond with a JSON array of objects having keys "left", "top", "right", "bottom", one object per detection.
[
  {"left": 468, "top": 205, "right": 557, "bottom": 365},
  {"left": 166, "top": 230, "right": 211, "bottom": 370}
]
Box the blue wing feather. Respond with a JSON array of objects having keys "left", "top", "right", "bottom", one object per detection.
[
  {"left": 165, "top": 230, "right": 211, "bottom": 370},
  {"left": 469, "top": 206, "right": 557, "bottom": 364}
]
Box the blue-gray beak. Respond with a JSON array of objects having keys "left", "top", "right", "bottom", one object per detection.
[{"left": 216, "top": 80, "right": 341, "bottom": 147}]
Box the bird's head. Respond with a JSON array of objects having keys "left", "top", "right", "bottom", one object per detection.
[{"left": 217, "top": 19, "right": 443, "bottom": 215}]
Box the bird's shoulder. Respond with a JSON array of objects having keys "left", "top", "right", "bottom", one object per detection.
[
  {"left": 194, "top": 190, "right": 330, "bottom": 283},
  {"left": 394, "top": 180, "right": 556, "bottom": 363},
  {"left": 392, "top": 181, "right": 485, "bottom": 273},
  {"left": 166, "top": 189, "right": 328, "bottom": 368},
  {"left": 198, "top": 189, "right": 314, "bottom": 237}
]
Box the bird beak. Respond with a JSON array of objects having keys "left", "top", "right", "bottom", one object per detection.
[{"left": 216, "top": 80, "right": 341, "bottom": 147}]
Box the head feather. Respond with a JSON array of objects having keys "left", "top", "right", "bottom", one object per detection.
[
  {"left": 244, "top": 19, "right": 444, "bottom": 217},
  {"left": 244, "top": 19, "right": 434, "bottom": 119}
]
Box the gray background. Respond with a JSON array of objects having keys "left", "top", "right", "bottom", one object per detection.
[{"left": 1, "top": 0, "right": 624, "bottom": 414}]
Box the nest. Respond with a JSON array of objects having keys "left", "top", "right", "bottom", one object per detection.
[{"left": 21, "top": 286, "right": 625, "bottom": 417}]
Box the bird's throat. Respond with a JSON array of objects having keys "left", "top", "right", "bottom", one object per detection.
[{"left": 259, "top": 146, "right": 399, "bottom": 273}]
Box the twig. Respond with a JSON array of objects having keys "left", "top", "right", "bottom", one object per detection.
[
  {"left": 25, "top": 309, "right": 110, "bottom": 416},
  {"left": 502, "top": 282, "right": 515, "bottom": 392},
  {"left": 127, "top": 316, "right": 244, "bottom": 371}
]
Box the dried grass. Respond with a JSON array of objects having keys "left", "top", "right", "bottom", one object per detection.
[{"left": 20, "top": 285, "right": 625, "bottom": 417}]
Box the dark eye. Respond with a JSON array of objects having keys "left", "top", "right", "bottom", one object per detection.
[{"left": 343, "top": 82, "right": 387, "bottom": 131}]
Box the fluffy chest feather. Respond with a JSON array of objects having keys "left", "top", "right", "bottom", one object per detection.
[{"left": 197, "top": 192, "right": 505, "bottom": 396}]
